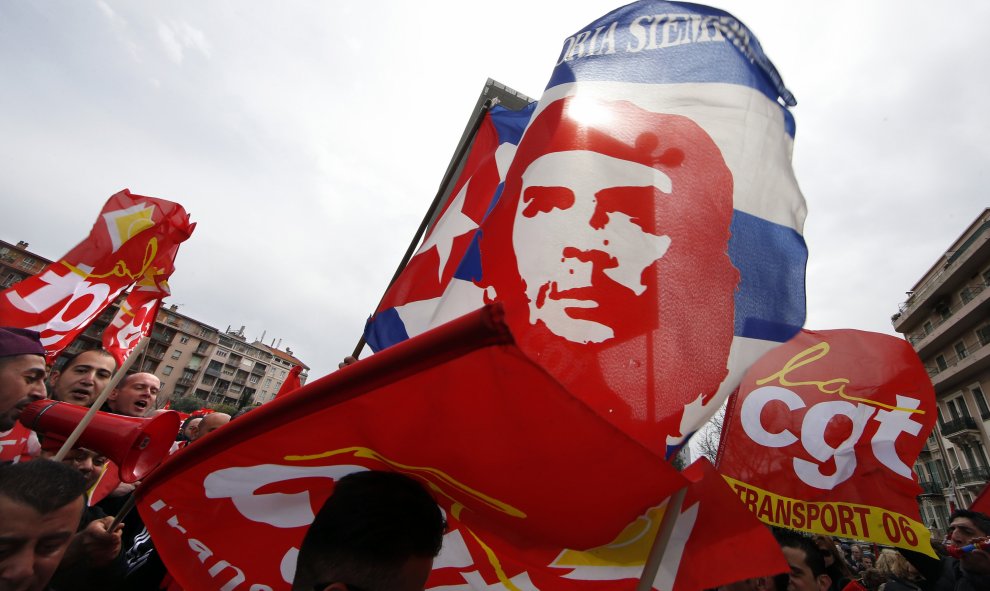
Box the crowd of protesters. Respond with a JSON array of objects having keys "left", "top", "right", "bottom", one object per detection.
[
  {"left": 3, "top": 326, "right": 990, "bottom": 591},
  {"left": 0, "top": 327, "right": 240, "bottom": 590}
]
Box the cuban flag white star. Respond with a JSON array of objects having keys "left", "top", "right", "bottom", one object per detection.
[{"left": 417, "top": 181, "right": 479, "bottom": 283}]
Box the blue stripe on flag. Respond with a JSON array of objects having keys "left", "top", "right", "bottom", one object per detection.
[
  {"left": 729, "top": 210, "right": 806, "bottom": 343},
  {"left": 365, "top": 308, "right": 409, "bottom": 352},
  {"left": 489, "top": 103, "right": 535, "bottom": 145}
]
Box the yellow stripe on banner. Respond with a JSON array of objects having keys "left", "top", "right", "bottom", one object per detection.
[{"left": 721, "top": 476, "right": 935, "bottom": 557}]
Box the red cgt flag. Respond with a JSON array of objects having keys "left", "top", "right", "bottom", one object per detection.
[
  {"left": 0, "top": 189, "right": 194, "bottom": 361},
  {"left": 101, "top": 239, "right": 183, "bottom": 366},
  {"left": 717, "top": 329, "right": 937, "bottom": 555},
  {"left": 137, "top": 305, "right": 692, "bottom": 591}
]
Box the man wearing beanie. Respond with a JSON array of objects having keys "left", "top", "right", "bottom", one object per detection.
[
  {"left": 0, "top": 327, "right": 47, "bottom": 435},
  {"left": 0, "top": 327, "right": 47, "bottom": 465}
]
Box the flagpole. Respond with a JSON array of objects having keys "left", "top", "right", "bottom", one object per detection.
[
  {"left": 108, "top": 492, "right": 138, "bottom": 534},
  {"left": 636, "top": 485, "right": 688, "bottom": 591},
  {"left": 350, "top": 98, "right": 496, "bottom": 359},
  {"left": 52, "top": 337, "right": 150, "bottom": 462}
]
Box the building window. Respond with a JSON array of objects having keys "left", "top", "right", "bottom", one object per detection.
[
  {"left": 935, "top": 355, "right": 948, "bottom": 371},
  {"left": 924, "top": 321, "right": 934, "bottom": 335},
  {"left": 171, "top": 350, "right": 182, "bottom": 359},
  {"left": 978, "top": 326, "right": 990, "bottom": 346},
  {"left": 947, "top": 399, "right": 960, "bottom": 420},
  {"left": 973, "top": 386, "right": 990, "bottom": 420},
  {"left": 983, "top": 269, "right": 990, "bottom": 286},
  {"left": 163, "top": 366, "right": 174, "bottom": 376},
  {"left": 956, "top": 341, "right": 969, "bottom": 360},
  {"left": 179, "top": 335, "right": 190, "bottom": 344},
  {"left": 249, "top": 375, "right": 259, "bottom": 384},
  {"left": 962, "top": 286, "right": 980, "bottom": 304},
  {"left": 216, "top": 350, "right": 228, "bottom": 358},
  {"left": 948, "top": 397, "right": 971, "bottom": 420}
]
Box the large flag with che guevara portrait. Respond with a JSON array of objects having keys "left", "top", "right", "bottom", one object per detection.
[{"left": 365, "top": 0, "right": 808, "bottom": 457}]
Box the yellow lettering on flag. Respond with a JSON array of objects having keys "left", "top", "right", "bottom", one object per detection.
[{"left": 722, "top": 476, "right": 934, "bottom": 556}]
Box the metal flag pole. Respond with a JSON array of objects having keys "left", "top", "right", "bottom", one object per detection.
[
  {"left": 349, "top": 98, "right": 497, "bottom": 359},
  {"left": 52, "top": 337, "right": 150, "bottom": 462},
  {"left": 636, "top": 485, "right": 688, "bottom": 591}
]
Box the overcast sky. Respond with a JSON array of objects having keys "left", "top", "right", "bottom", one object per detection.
[{"left": 1, "top": 1, "right": 987, "bottom": 380}]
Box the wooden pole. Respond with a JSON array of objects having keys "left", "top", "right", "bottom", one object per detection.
[
  {"left": 350, "top": 99, "right": 496, "bottom": 359},
  {"left": 636, "top": 486, "right": 688, "bottom": 591},
  {"left": 108, "top": 492, "right": 138, "bottom": 534},
  {"left": 52, "top": 337, "right": 150, "bottom": 462}
]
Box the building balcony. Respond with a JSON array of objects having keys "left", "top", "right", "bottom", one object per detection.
[
  {"left": 894, "top": 221, "right": 990, "bottom": 332},
  {"left": 204, "top": 367, "right": 221, "bottom": 378},
  {"left": 926, "top": 337, "right": 990, "bottom": 393},
  {"left": 954, "top": 466, "right": 990, "bottom": 486},
  {"left": 941, "top": 417, "right": 982, "bottom": 443},
  {"left": 177, "top": 376, "right": 196, "bottom": 387},
  {"left": 918, "top": 479, "right": 945, "bottom": 496},
  {"left": 905, "top": 284, "right": 990, "bottom": 358}
]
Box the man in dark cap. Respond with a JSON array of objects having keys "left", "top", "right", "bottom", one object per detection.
[{"left": 0, "top": 327, "right": 47, "bottom": 440}]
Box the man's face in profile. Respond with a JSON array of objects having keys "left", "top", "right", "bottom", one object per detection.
[{"left": 513, "top": 150, "right": 672, "bottom": 344}]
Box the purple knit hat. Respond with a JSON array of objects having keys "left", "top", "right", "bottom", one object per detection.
[{"left": 0, "top": 327, "right": 46, "bottom": 358}]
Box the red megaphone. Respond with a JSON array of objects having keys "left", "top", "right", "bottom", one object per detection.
[{"left": 20, "top": 400, "right": 181, "bottom": 483}]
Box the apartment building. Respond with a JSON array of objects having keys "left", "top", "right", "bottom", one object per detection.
[
  {"left": 0, "top": 239, "right": 309, "bottom": 407},
  {"left": 891, "top": 208, "right": 990, "bottom": 534}
]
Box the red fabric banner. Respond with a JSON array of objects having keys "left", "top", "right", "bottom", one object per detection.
[
  {"left": 138, "top": 305, "right": 696, "bottom": 590},
  {"left": 647, "top": 458, "right": 788, "bottom": 591},
  {"left": 971, "top": 483, "right": 990, "bottom": 515},
  {"left": 101, "top": 223, "right": 188, "bottom": 365},
  {"left": 0, "top": 189, "right": 194, "bottom": 361},
  {"left": 717, "top": 329, "right": 937, "bottom": 554},
  {"left": 272, "top": 365, "right": 302, "bottom": 400}
]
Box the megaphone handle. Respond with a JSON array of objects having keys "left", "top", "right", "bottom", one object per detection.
[{"left": 108, "top": 492, "right": 138, "bottom": 534}]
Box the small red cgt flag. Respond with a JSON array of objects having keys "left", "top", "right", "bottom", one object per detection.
[
  {"left": 0, "top": 189, "right": 194, "bottom": 362},
  {"left": 101, "top": 225, "right": 188, "bottom": 366},
  {"left": 717, "top": 329, "right": 938, "bottom": 555}
]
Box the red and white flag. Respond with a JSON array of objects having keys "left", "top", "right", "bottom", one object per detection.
[
  {"left": 717, "top": 329, "right": 937, "bottom": 555},
  {"left": 0, "top": 189, "right": 194, "bottom": 361},
  {"left": 138, "top": 305, "right": 695, "bottom": 591},
  {"left": 101, "top": 235, "right": 184, "bottom": 365}
]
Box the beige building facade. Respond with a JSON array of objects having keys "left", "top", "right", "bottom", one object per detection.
[{"left": 892, "top": 208, "right": 990, "bottom": 534}]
